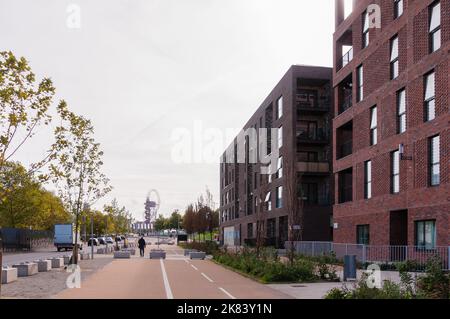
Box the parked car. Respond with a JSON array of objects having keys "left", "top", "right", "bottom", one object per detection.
[
  {"left": 106, "top": 237, "right": 114, "bottom": 244},
  {"left": 98, "top": 237, "right": 106, "bottom": 245},
  {"left": 115, "top": 236, "right": 122, "bottom": 242},
  {"left": 88, "top": 238, "right": 99, "bottom": 246},
  {"left": 120, "top": 235, "right": 126, "bottom": 240}
]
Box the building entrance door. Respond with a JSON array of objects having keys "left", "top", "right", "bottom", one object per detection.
[{"left": 389, "top": 210, "right": 408, "bottom": 262}]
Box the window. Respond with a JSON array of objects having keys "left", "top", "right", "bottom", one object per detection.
[
  {"left": 357, "top": 225, "right": 370, "bottom": 245},
  {"left": 247, "top": 223, "right": 254, "bottom": 239},
  {"left": 268, "top": 163, "right": 272, "bottom": 183},
  {"left": 397, "top": 89, "right": 407, "bottom": 134},
  {"left": 415, "top": 220, "right": 436, "bottom": 249},
  {"left": 276, "top": 186, "right": 283, "bottom": 208},
  {"left": 370, "top": 106, "right": 377, "bottom": 146},
  {"left": 302, "top": 183, "right": 318, "bottom": 205},
  {"left": 364, "top": 160, "right": 372, "bottom": 199},
  {"left": 298, "top": 151, "right": 318, "bottom": 162},
  {"left": 424, "top": 71, "right": 436, "bottom": 122},
  {"left": 390, "top": 36, "right": 399, "bottom": 79},
  {"left": 277, "top": 156, "right": 283, "bottom": 179},
  {"left": 277, "top": 96, "right": 283, "bottom": 119},
  {"left": 394, "top": 0, "right": 404, "bottom": 19},
  {"left": 278, "top": 126, "right": 283, "bottom": 149},
  {"left": 362, "top": 11, "right": 370, "bottom": 48},
  {"left": 391, "top": 150, "right": 400, "bottom": 194},
  {"left": 429, "top": 135, "right": 440, "bottom": 186},
  {"left": 265, "top": 191, "right": 272, "bottom": 211},
  {"left": 429, "top": 1, "right": 441, "bottom": 53},
  {"left": 357, "top": 65, "right": 364, "bottom": 102}
]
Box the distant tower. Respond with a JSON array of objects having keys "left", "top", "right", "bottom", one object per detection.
[{"left": 144, "top": 189, "right": 160, "bottom": 231}]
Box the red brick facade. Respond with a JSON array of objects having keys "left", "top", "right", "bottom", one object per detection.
[{"left": 333, "top": 0, "right": 449, "bottom": 246}]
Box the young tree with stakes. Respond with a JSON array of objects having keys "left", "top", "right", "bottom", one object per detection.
[{"left": 50, "top": 102, "right": 112, "bottom": 264}]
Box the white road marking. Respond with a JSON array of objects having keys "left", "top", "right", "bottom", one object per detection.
[
  {"left": 184, "top": 259, "right": 189, "bottom": 264},
  {"left": 219, "top": 287, "right": 237, "bottom": 299},
  {"left": 160, "top": 259, "right": 174, "bottom": 299},
  {"left": 191, "top": 264, "right": 198, "bottom": 271},
  {"left": 201, "top": 272, "right": 214, "bottom": 283}
]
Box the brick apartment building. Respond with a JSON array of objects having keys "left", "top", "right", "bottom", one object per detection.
[
  {"left": 219, "top": 65, "right": 334, "bottom": 247},
  {"left": 333, "top": 0, "right": 449, "bottom": 247}
]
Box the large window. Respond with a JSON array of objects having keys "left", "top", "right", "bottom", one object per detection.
[
  {"left": 277, "top": 96, "right": 283, "bottom": 119},
  {"left": 357, "top": 65, "right": 364, "bottom": 102},
  {"left": 278, "top": 126, "right": 283, "bottom": 149},
  {"left": 415, "top": 220, "right": 436, "bottom": 249},
  {"left": 357, "top": 225, "right": 370, "bottom": 245},
  {"left": 362, "top": 11, "right": 370, "bottom": 48},
  {"left": 429, "top": 1, "right": 441, "bottom": 53},
  {"left": 424, "top": 71, "right": 436, "bottom": 122},
  {"left": 370, "top": 106, "right": 377, "bottom": 146},
  {"left": 277, "top": 156, "right": 283, "bottom": 179},
  {"left": 397, "top": 89, "right": 407, "bottom": 134},
  {"left": 429, "top": 135, "right": 440, "bottom": 186},
  {"left": 265, "top": 191, "right": 272, "bottom": 211},
  {"left": 364, "top": 160, "right": 372, "bottom": 199},
  {"left": 394, "top": 0, "right": 404, "bottom": 19},
  {"left": 391, "top": 150, "right": 400, "bottom": 194},
  {"left": 276, "top": 186, "right": 283, "bottom": 209},
  {"left": 390, "top": 35, "right": 399, "bottom": 80}
]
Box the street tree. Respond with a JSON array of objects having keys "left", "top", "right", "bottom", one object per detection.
[
  {"left": 0, "top": 51, "right": 59, "bottom": 196},
  {"left": 50, "top": 103, "right": 112, "bottom": 264}
]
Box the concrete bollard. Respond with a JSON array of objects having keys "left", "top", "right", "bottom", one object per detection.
[
  {"left": 12, "top": 262, "right": 38, "bottom": 277},
  {"left": 96, "top": 248, "right": 106, "bottom": 254},
  {"left": 80, "top": 253, "right": 91, "bottom": 260},
  {"left": 63, "top": 255, "right": 71, "bottom": 265},
  {"left": 51, "top": 257, "right": 64, "bottom": 268},
  {"left": 114, "top": 251, "right": 131, "bottom": 259},
  {"left": 149, "top": 250, "right": 166, "bottom": 259},
  {"left": 189, "top": 252, "right": 206, "bottom": 260},
  {"left": 123, "top": 248, "right": 136, "bottom": 255},
  {"left": 35, "top": 260, "right": 52, "bottom": 272},
  {"left": 2, "top": 267, "right": 18, "bottom": 284},
  {"left": 184, "top": 249, "right": 197, "bottom": 256}
]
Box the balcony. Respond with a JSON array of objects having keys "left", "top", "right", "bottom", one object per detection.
[
  {"left": 296, "top": 128, "right": 329, "bottom": 144},
  {"left": 296, "top": 91, "right": 330, "bottom": 113},
  {"left": 341, "top": 47, "right": 353, "bottom": 68},
  {"left": 337, "top": 73, "right": 353, "bottom": 114},
  {"left": 340, "top": 140, "right": 353, "bottom": 158},
  {"left": 297, "top": 161, "right": 330, "bottom": 174}
]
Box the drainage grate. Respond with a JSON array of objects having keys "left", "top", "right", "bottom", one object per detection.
[{"left": 291, "top": 285, "right": 307, "bottom": 288}]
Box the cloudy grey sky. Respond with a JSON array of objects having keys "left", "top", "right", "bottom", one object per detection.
[{"left": 0, "top": 0, "right": 340, "bottom": 220}]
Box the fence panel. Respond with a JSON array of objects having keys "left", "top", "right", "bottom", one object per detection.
[
  {"left": 0, "top": 228, "right": 54, "bottom": 252},
  {"left": 285, "top": 241, "right": 449, "bottom": 270}
]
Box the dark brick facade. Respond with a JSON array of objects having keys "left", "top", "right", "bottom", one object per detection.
[
  {"left": 333, "top": 0, "right": 449, "bottom": 246},
  {"left": 219, "top": 65, "right": 334, "bottom": 247}
]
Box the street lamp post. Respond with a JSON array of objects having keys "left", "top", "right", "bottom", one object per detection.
[{"left": 90, "top": 215, "right": 94, "bottom": 259}]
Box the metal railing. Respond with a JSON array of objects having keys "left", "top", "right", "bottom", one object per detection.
[
  {"left": 285, "top": 241, "right": 450, "bottom": 270},
  {"left": 339, "top": 93, "right": 353, "bottom": 113},
  {"left": 340, "top": 47, "right": 353, "bottom": 69}
]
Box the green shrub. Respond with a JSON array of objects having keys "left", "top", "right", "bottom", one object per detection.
[
  {"left": 179, "top": 241, "right": 219, "bottom": 255},
  {"left": 416, "top": 256, "right": 449, "bottom": 299},
  {"left": 324, "top": 287, "right": 351, "bottom": 299},
  {"left": 213, "top": 250, "right": 317, "bottom": 283}
]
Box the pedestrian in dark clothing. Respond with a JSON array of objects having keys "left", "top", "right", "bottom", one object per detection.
[{"left": 138, "top": 236, "right": 146, "bottom": 257}]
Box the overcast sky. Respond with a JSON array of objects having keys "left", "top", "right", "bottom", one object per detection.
[{"left": 0, "top": 0, "right": 338, "bottom": 220}]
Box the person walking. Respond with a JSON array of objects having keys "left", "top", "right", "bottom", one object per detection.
[{"left": 138, "top": 236, "right": 146, "bottom": 257}]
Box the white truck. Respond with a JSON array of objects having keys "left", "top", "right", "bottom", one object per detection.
[{"left": 54, "top": 224, "right": 83, "bottom": 252}]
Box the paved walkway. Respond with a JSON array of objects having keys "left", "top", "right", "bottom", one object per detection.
[{"left": 55, "top": 244, "right": 291, "bottom": 299}]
